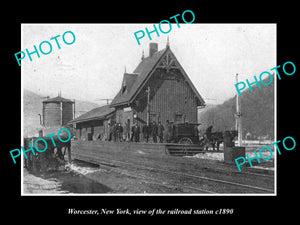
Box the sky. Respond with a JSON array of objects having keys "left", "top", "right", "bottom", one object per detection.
[{"left": 22, "top": 23, "right": 276, "bottom": 105}]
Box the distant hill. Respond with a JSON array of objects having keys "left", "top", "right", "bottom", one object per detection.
[
  {"left": 23, "top": 89, "right": 100, "bottom": 137},
  {"left": 198, "top": 78, "right": 274, "bottom": 139}
]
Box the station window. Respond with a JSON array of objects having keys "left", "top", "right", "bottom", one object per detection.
[
  {"left": 175, "top": 114, "right": 183, "bottom": 122},
  {"left": 150, "top": 113, "right": 157, "bottom": 123}
]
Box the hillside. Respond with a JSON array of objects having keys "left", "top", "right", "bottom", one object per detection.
[
  {"left": 23, "top": 89, "right": 100, "bottom": 137},
  {"left": 199, "top": 79, "right": 274, "bottom": 139}
]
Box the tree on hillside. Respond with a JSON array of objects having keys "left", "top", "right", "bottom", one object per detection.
[{"left": 199, "top": 77, "right": 274, "bottom": 140}]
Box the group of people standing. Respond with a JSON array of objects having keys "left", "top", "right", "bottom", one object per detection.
[
  {"left": 108, "top": 122, "right": 124, "bottom": 142},
  {"left": 107, "top": 120, "right": 173, "bottom": 143},
  {"left": 140, "top": 121, "right": 165, "bottom": 143}
]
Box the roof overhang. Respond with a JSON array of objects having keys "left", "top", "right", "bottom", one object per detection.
[{"left": 68, "top": 110, "right": 114, "bottom": 125}]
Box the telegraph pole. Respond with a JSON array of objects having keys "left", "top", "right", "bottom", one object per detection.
[
  {"left": 146, "top": 86, "right": 150, "bottom": 125},
  {"left": 73, "top": 99, "right": 76, "bottom": 120},
  {"left": 235, "top": 73, "right": 242, "bottom": 146}
]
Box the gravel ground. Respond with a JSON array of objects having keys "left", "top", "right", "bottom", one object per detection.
[
  {"left": 23, "top": 169, "right": 68, "bottom": 194},
  {"left": 23, "top": 164, "right": 112, "bottom": 194}
]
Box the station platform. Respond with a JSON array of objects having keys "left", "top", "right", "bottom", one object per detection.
[{"left": 71, "top": 140, "right": 208, "bottom": 157}]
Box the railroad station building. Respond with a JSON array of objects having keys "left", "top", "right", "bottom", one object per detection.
[
  {"left": 69, "top": 42, "right": 205, "bottom": 141},
  {"left": 111, "top": 42, "right": 205, "bottom": 128}
]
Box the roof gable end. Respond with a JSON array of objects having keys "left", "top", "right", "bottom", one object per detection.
[{"left": 111, "top": 46, "right": 205, "bottom": 107}]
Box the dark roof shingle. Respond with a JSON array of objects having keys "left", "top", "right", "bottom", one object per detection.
[{"left": 70, "top": 105, "right": 115, "bottom": 123}]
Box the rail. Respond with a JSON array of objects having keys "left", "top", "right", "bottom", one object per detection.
[{"left": 72, "top": 151, "right": 274, "bottom": 194}]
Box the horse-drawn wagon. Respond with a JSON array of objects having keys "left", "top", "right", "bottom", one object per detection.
[
  {"left": 24, "top": 127, "right": 72, "bottom": 173},
  {"left": 165, "top": 123, "right": 238, "bottom": 155}
]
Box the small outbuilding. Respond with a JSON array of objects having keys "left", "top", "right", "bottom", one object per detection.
[
  {"left": 42, "top": 94, "right": 75, "bottom": 127},
  {"left": 69, "top": 105, "right": 115, "bottom": 141}
]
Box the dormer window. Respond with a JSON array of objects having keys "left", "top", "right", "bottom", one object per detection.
[{"left": 122, "top": 80, "right": 127, "bottom": 94}]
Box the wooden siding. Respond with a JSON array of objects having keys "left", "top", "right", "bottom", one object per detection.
[
  {"left": 116, "top": 107, "right": 133, "bottom": 128},
  {"left": 43, "top": 102, "right": 61, "bottom": 127},
  {"left": 43, "top": 101, "right": 73, "bottom": 127},
  {"left": 73, "top": 68, "right": 199, "bottom": 136},
  {"left": 62, "top": 102, "right": 73, "bottom": 126},
  {"left": 75, "top": 120, "right": 105, "bottom": 141},
  {"left": 133, "top": 68, "right": 198, "bottom": 128}
]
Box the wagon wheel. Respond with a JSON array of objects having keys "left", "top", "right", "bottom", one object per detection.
[
  {"left": 178, "top": 137, "right": 193, "bottom": 145},
  {"left": 178, "top": 137, "right": 193, "bottom": 155}
]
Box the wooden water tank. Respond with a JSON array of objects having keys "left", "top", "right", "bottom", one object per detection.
[{"left": 42, "top": 95, "right": 74, "bottom": 127}]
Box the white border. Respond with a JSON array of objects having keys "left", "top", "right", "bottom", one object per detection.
[{"left": 20, "top": 23, "right": 277, "bottom": 196}]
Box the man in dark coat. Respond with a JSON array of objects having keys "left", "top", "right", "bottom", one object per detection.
[
  {"left": 132, "top": 123, "right": 140, "bottom": 142},
  {"left": 125, "top": 121, "right": 130, "bottom": 141},
  {"left": 112, "top": 122, "right": 117, "bottom": 142},
  {"left": 151, "top": 121, "right": 158, "bottom": 143},
  {"left": 157, "top": 122, "right": 164, "bottom": 143},
  {"left": 165, "top": 120, "right": 173, "bottom": 143},
  {"left": 108, "top": 123, "right": 112, "bottom": 141},
  {"left": 117, "top": 123, "right": 123, "bottom": 142},
  {"left": 142, "top": 124, "right": 149, "bottom": 143}
]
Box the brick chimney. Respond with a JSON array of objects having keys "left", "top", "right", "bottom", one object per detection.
[{"left": 149, "top": 43, "right": 158, "bottom": 57}]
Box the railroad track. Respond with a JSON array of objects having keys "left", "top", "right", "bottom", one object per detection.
[
  {"left": 72, "top": 151, "right": 274, "bottom": 194},
  {"left": 184, "top": 158, "right": 275, "bottom": 178},
  {"left": 98, "top": 163, "right": 216, "bottom": 194},
  {"left": 72, "top": 149, "right": 275, "bottom": 180}
]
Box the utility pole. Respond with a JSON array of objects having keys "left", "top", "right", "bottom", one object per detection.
[
  {"left": 73, "top": 99, "right": 76, "bottom": 120},
  {"left": 235, "top": 73, "right": 242, "bottom": 146},
  {"left": 146, "top": 86, "right": 150, "bottom": 126},
  {"left": 60, "top": 99, "right": 63, "bottom": 126}
]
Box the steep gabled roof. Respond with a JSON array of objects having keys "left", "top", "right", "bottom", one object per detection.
[
  {"left": 69, "top": 105, "right": 115, "bottom": 124},
  {"left": 111, "top": 48, "right": 166, "bottom": 106},
  {"left": 110, "top": 45, "right": 205, "bottom": 107}
]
